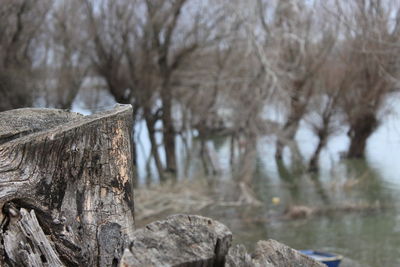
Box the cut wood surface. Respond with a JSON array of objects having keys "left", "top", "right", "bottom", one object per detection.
[
  {"left": 0, "top": 105, "right": 135, "bottom": 266},
  {"left": 0, "top": 108, "right": 82, "bottom": 144}
]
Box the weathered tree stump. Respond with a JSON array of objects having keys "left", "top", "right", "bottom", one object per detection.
[
  {"left": 0, "top": 105, "right": 135, "bottom": 266},
  {"left": 120, "top": 214, "right": 324, "bottom": 267},
  {"left": 120, "top": 214, "right": 232, "bottom": 267},
  {"left": 226, "top": 240, "right": 325, "bottom": 267}
]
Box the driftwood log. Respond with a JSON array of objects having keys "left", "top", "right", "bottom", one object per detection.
[{"left": 0, "top": 106, "right": 323, "bottom": 267}]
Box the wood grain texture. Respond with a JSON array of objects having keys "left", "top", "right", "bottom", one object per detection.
[
  {"left": 120, "top": 215, "right": 324, "bottom": 267},
  {"left": 0, "top": 104, "right": 135, "bottom": 266},
  {"left": 226, "top": 240, "right": 325, "bottom": 267},
  {"left": 121, "top": 214, "right": 232, "bottom": 267},
  {"left": 3, "top": 207, "right": 64, "bottom": 266}
]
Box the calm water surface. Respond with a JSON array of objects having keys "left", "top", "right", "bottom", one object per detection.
[
  {"left": 196, "top": 108, "right": 400, "bottom": 266},
  {"left": 198, "top": 114, "right": 400, "bottom": 266}
]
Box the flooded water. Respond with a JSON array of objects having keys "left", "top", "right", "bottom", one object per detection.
[
  {"left": 200, "top": 157, "right": 400, "bottom": 267},
  {"left": 195, "top": 114, "right": 400, "bottom": 266},
  {"left": 72, "top": 88, "right": 400, "bottom": 266}
]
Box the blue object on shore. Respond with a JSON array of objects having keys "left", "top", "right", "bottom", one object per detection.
[{"left": 298, "top": 250, "right": 343, "bottom": 267}]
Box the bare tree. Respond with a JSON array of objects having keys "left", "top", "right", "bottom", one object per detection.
[
  {"left": 306, "top": 54, "right": 348, "bottom": 172},
  {"left": 0, "top": 0, "right": 51, "bottom": 111},
  {"left": 267, "top": 0, "right": 336, "bottom": 162},
  {"left": 38, "top": 0, "right": 88, "bottom": 109},
  {"left": 80, "top": 0, "right": 229, "bottom": 178},
  {"left": 336, "top": 0, "right": 400, "bottom": 158},
  {"left": 142, "top": 0, "right": 229, "bottom": 174}
]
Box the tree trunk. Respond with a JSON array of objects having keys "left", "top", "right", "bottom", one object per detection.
[
  {"left": 308, "top": 130, "right": 328, "bottom": 173},
  {"left": 161, "top": 80, "right": 177, "bottom": 174},
  {"left": 347, "top": 113, "right": 378, "bottom": 158},
  {"left": 0, "top": 105, "right": 135, "bottom": 266},
  {"left": 144, "top": 108, "right": 165, "bottom": 181},
  {"left": 275, "top": 85, "right": 309, "bottom": 161},
  {"left": 131, "top": 126, "right": 138, "bottom": 187},
  {"left": 275, "top": 116, "right": 301, "bottom": 161},
  {"left": 131, "top": 105, "right": 140, "bottom": 179},
  {"left": 308, "top": 142, "right": 323, "bottom": 173}
]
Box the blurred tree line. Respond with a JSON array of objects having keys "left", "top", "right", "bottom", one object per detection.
[{"left": 1, "top": 0, "right": 400, "bottom": 178}]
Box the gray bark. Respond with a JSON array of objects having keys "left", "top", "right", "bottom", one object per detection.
[
  {"left": 3, "top": 207, "right": 64, "bottom": 266},
  {"left": 226, "top": 240, "right": 325, "bottom": 267},
  {"left": 121, "top": 214, "right": 232, "bottom": 267},
  {"left": 0, "top": 105, "right": 135, "bottom": 266},
  {"left": 121, "top": 215, "right": 324, "bottom": 267}
]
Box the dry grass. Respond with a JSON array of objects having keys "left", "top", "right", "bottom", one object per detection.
[
  {"left": 135, "top": 179, "right": 214, "bottom": 226},
  {"left": 135, "top": 179, "right": 263, "bottom": 227},
  {"left": 135, "top": 178, "right": 384, "bottom": 228}
]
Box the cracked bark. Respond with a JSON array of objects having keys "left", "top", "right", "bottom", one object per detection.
[
  {"left": 120, "top": 215, "right": 324, "bottom": 267},
  {"left": 225, "top": 239, "right": 325, "bottom": 267},
  {"left": 120, "top": 214, "right": 232, "bottom": 267},
  {"left": 0, "top": 105, "right": 135, "bottom": 266}
]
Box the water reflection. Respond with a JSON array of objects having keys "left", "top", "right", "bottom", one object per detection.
[
  {"left": 180, "top": 138, "right": 399, "bottom": 266},
  {"left": 203, "top": 157, "right": 398, "bottom": 266}
]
